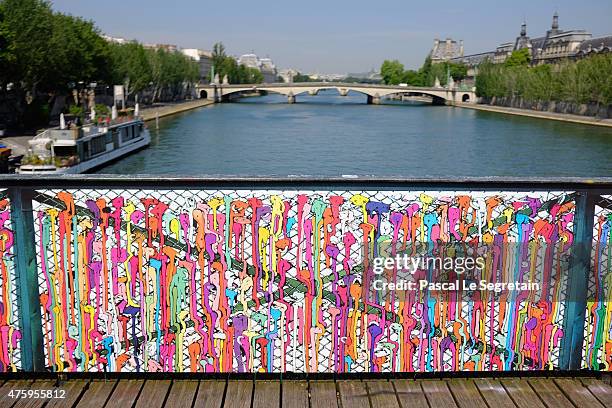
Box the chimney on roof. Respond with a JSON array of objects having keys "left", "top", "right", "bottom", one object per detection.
[{"left": 552, "top": 12, "right": 559, "bottom": 31}]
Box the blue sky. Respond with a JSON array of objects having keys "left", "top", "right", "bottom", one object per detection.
[{"left": 50, "top": 0, "right": 612, "bottom": 73}]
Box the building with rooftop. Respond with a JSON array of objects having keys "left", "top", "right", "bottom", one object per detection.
[
  {"left": 447, "top": 13, "right": 612, "bottom": 83},
  {"left": 451, "top": 13, "right": 611, "bottom": 68},
  {"left": 181, "top": 49, "right": 213, "bottom": 83},
  {"left": 237, "top": 54, "right": 278, "bottom": 83},
  {"left": 237, "top": 54, "right": 261, "bottom": 70},
  {"left": 430, "top": 38, "right": 464, "bottom": 63},
  {"left": 258, "top": 58, "right": 278, "bottom": 83},
  {"left": 142, "top": 43, "right": 179, "bottom": 53}
]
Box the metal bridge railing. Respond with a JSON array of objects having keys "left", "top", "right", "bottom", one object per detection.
[{"left": 0, "top": 176, "right": 610, "bottom": 373}]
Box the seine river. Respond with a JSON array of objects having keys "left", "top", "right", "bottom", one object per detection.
[{"left": 98, "top": 90, "right": 612, "bottom": 177}]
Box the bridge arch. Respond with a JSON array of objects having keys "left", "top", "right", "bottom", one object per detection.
[
  {"left": 340, "top": 87, "right": 450, "bottom": 102},
  {"left": 291, "top": 87, "right": 337, "bottom": 96},
  {"left": 220, "top": 88, "right": 293, "bottom": 98},
  {"left": 196, "top": 83, "right": 476, "bottom": 105},
  {"left": 199, "top": 90, "right": 208, "bottom": 99}
]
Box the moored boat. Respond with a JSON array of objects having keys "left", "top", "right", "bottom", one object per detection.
[{"left": 17, "top": 116, "right": 150, "bottom": 174}]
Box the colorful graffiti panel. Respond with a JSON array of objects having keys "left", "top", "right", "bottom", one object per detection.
[
  {"left": 0, "top": 192, "right": 22, "bottom": 372},
  {"left": 583, "top": 195, "right": 612, "bottom": 370},
  {"left": 33, "top": 188, "right": 575, "bottom": 373}
]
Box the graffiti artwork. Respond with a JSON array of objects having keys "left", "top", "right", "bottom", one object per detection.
[
  {"left": 0, "top": 195, "right": 22, "bottom": 372},
  {"left": 583, "top": 196, "right": 612, "bottom": 370},
  {"left": 29, "top": 188, "right": 583, "bottom": 373}
]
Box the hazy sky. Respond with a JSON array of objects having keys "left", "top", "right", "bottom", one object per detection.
[{"left": 50, "top": 0, "right": 612, "bottom": 73}]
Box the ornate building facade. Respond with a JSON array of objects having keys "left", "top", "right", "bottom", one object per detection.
[{"left": 447, "top": 13, "right": 611, "bottom": 69}]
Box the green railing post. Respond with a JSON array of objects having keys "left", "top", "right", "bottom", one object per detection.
[
  {"left": 9, "top": 187, "right": 45, "bottom": 372},
  {"left": 560, "top": 190, "right": 595, "bottom": 370}
]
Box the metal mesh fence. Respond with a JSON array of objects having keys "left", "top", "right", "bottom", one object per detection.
[
  {"left": 583, "top": 194, "right": 612, "bottom": 370},
  {"left": 0, "top": 190, "right": 22, "bottom": 372},
  {"left": 30, "top": 187, "right": 574, "bottom": 373}
]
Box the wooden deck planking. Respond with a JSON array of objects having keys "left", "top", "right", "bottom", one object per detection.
[
  {"left": 309, "top": 380, "right": 338, "bottom": 408},
  {"left": 474, "top": 378, "right": 516, "bottom": 408},
  {"left": 338, "top": 380, "right": 370, "bottom": 408},
  {"left": 164, "top": 380, "right": 199, "bottom": 408},
  {"left": 421, "top": 380, "right": 457, "bottom": 407},
  {"left": 76, "top": 379, "right": 117, "bottom": 407},
  {"left": 253, "top": 380, "right": 280, "bottom": 408},
  {"left": 447, "top": 379, "right": 488, "bottom": 408},
  {"left": 554, "top": 378, "right": 604, "bottom": 408},
  {"left": 499, "top": 378, "right": 545, "bottom": 408},
  {"left": 281, "top": 380, "right": 309, "bottom": 408},
  {"left": 393, "top": 379, "right": 429, "bottom": 408},
  {"left": 223, "top": 381, "right": 252, "bottom": 408},
  {"left": 527, "top": 379, "right": 574, "bottom": 408},
  {"left": 134, "top": 379, "right": 172, "bottom": 408},
  {"left": 193, "top": 380, "right": 226, "bottom": 408},
  {"left": 12, "top": 380, "right": 57, "bottom": 408},
  {"left": 580, "top": 378, "right": 612, "bottom": 407},
  {"left": 0, "top": 376, "right": 609, "bottom": 407},
  {"left": 47, "top": 379, "right": 89, "bottom": 407},
  {"left": 104, "top": 379, "right": 144, "bottom": 408},
  {"left": 366, "top": 380, "right": 400, "bottom": 408},
  {"left": 0, "top": 380, "right": 34, "bottom": 408}
]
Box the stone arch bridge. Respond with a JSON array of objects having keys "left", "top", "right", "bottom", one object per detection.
[{"left": 196, "top": 82, "right": 476, "bottom": 105}]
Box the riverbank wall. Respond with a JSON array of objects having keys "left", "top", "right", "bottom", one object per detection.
[
  {"left": 140, "top": 99, "right": 215, "bottom": 122},
  {"left": 456, "top": 102, "right": 612, "bottom": 128},
  {"left": 481, "top": 97, "right": 612, "bottom": 118}
]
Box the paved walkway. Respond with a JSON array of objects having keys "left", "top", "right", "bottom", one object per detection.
[
  {"left": 0, "top": 376, "right": 610, "bottom": 407},
  {"left": 140, "top": 99, "right": 214, "bottom": 122},
  {"left": 457, "top": 102, "right": 612, "bottom": 128}
]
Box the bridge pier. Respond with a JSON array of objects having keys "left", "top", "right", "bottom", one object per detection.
[
  {"left": 308, "top": 90, "right": 318, "bottom": 96},
  {"left": 338, "top": 88, "right": 349, "bottom": 96},
  {"left": 366, "top": 95, "right": 381, "bottom": 105},
  {"left": 287, "top": 94, "right": 296, "bottom": 104}
]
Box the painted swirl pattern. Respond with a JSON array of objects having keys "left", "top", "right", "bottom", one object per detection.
[
  {"left": 29, "top": 188, "right": 586, "bottom": 373},
  {"left": 0, "top": 195, "right": 22, "bottom": 372},
  {"left": 583, "top": 197, "right": 612, "bottom": 370}
]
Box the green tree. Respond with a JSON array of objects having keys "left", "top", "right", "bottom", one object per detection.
[
  {"left": 211, "top": 42, "right": 226, "bottom": 78},
  {"left": 380, "top": 60, "right": 405, "bottom": 85},
  {"left": 504, "top": 48, "right": 531, "bottom": 67},
  {"left": 208, "top": 42, "right": 262, "bottom": 84},
  {"left": 146, "top": 47, "right": 199, "bottom": 101},
  {"left": 475, "top": 53, "right": 612, "bottom": 107},
  {"left": 1, "top": 0, "right": 114, "bottom": 126},
  {"left": 110, "top": 42, "right": 152, "bottom": 98},
  {"left": 0, "top": 0, "right": 53, "bottom": 93},
  {"left": 401, "top": 70, "right": 421, "bottom": 85},
  {"left": 292, "top": 72, "right": 313, "bottom": 82},
  {"left": 448, "top": 62, "right": 468, "bottom": 82},
  {"left": 47, "top": 13, "right": 112, "bottom": 91}
]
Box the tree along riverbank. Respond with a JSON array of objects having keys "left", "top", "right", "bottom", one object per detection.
[{"left": 475, "top": 53, "right": 612, "bottom": 119}]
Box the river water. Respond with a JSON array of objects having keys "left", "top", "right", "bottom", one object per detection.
[{"left": 98, "top": 90, "right": 612, "bottom": 177}]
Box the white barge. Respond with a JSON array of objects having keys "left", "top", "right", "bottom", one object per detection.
[{"left": 17, "top": 117, "right": 150, "bottom": 174}]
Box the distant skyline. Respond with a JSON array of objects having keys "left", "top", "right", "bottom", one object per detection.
[{"left": 50, "top": 0, "right": 612, "bottom": 73}]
